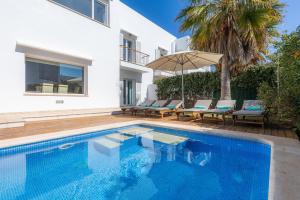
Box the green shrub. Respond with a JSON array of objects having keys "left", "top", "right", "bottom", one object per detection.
[
  {"left": 155, "top": 72, "right": 220, "bottom": 107},
  {"left": 155, "top": 65, "right": 275, "bottom": 109},
  {"left": 231, "top": 66, "right": 276, "bottom": 89},
  {"left": 231, "top": 66, "right": 276, "bottom": 108},
  {"left": 258, "top": 82, "right": 278, "bottom": 116},
  {"left": 258, "top": 26, "right": 300, "bottom": 126}
]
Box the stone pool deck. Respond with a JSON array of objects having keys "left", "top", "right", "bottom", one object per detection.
[{"left": 0, "top": 114, "right": 298, "bottom": 140}]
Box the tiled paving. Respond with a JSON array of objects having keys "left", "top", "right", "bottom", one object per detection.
[{"left": 0, "top": 114, "right": 298, "bottom": 141}]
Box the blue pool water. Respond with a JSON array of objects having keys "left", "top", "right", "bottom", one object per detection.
[{"left": 0, "top": 125, "right": 271, "bottom": 200}]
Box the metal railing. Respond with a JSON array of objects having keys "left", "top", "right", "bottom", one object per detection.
[{"left": 120, "top": 45, "right": 150, "bottom": 66}]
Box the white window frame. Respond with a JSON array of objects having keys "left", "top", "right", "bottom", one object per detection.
[
  {"left": 24, "top": 57, "right": 88, "bottom": 97},
  {"left": 94, "top": 0, "right": 110, "bottom": 26},
  {"left": 158, "top": 47, "right": 168, "bottom": 57},
  {"left": 156, "top": 47, "right": 168, "bottom": 59},
  {"left": 48, "top": 0, "right": 110, "bottom": 27}
]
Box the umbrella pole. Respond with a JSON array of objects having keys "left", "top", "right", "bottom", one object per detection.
[{"left": 181, "top": 65, "right": 184, "bottom": 108}]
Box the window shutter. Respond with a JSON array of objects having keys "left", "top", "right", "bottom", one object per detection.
[
  {"left": 155, "top": 49, "right": 161, "bottom": 59},
  {"left": 120, "top": 80, "right": 124, "bottom": 106},
  {"left": 120, "top": 33, "right": 124, "bottom": 60},
  {"left": 136, "top": 41, "right": 142, "bottom": 64},
  {"left": 135, "top": 81, "right": 141, "bottom": 105}
]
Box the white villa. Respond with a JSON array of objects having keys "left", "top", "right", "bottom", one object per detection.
[
  {"left": 0, "top": 0, "right": 195, "bottom": 126},
  {"left": 0, "top": 0, "right": 215, "bottom": 127}
]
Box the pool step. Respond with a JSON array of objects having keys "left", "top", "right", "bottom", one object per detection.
[
  {"left": 93, "top": 138, "right": 121, "bottom": 155},
  {"left": 140, "top": 132, "right": 188, "bottom": 145},
  {"left": 118, "top": 127, "right": 153, "bottom": 136},
  {"left": 105, "top": 133, "right": 132, "bottom": 142}
]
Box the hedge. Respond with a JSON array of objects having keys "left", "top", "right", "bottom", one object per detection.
[
  {"left": 155, "top": 65, "right": 276, "bottom": 109},
  {"left": 258, "top": 27, "right": 300, "bottom": 127}
]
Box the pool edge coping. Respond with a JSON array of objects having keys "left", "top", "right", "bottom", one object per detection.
[{"left": 0, "top": 120, "right": 299, "bottom": 200}]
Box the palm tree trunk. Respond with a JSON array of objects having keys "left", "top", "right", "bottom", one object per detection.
[{"left": 220, "top": 59, "right": 231, "bottom": 100}]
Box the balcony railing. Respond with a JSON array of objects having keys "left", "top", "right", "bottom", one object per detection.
[{"left": 120, "top": 45, "right": 150, "bottom": 66}]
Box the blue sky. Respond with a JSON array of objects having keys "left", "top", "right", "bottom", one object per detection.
[
  {"left": 279, "top": 0, "right": 300, "bottom": 34},
  {"left": 121, "top": 0, "right": 300, "bottom": 37}
]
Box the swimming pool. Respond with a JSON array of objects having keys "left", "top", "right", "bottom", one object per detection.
[{"left": 0, "top": 124, "right": 271, "bottom": 200}]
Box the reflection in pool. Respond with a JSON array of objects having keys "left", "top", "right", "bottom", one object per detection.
[{"left": 0, "top": 125, "right": 270, "bottom": 200}]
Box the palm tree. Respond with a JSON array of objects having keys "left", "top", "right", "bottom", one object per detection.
[{"left": 177, "top": 0, "right": 283, "bottom": 99}]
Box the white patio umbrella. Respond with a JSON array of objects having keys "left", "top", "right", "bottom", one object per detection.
[{"left": 147, "top": 50, "right": 223, "bottom": 108}]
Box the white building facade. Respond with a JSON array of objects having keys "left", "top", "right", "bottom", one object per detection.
[{"left": 0, "top": 0, "right": 176, "bottom": 115}]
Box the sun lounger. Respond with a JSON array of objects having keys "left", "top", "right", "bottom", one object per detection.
[
  {"left": 202, "top": 100, "right": 236, "bottom": 125},
  {"left": 121, "top": 99, "right": 155, "bottom": 115},
  {"left": 232, "top": 100, "right": 267, "bottom": 128},
  {"left": 176, "top": 100, "right": 212, "bottom": 120},
  {"left": 145, "top": 100, "right": 183, "bottom": 118},
  {"left": 132, "top": 100, "right": 168, "bottom": 116}
]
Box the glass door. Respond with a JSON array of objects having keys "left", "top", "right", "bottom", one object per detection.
[
  {"left": 123, "top": 39, "right": 133, "bottom": 62},
  {"left": 122, "top": 80, "right": 134, "bottom": 105}
]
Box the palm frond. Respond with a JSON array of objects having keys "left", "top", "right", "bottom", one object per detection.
[{"left": 177, "top": 0, "right": 284, "bottom": 71}]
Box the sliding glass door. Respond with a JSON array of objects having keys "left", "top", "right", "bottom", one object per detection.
[{"left": 122, "top": 80, "right": 135, "bottom": 105}]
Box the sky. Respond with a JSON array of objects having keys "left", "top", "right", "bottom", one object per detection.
[{"left": 121, "top": 0, "right": 300, "bottom": 38}]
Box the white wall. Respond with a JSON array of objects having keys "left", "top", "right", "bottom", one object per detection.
[
  {"left": 174, "top": 36, "right": 191, "bottom": 52},
  {"left": 0, "top": 0, "right": 176, "bottom": 113},
  {"left": 0, "top": 0, "right": 121, "bottom": 113},
  {"left": 118, "top": 2, "right": 176, "bottom": 62},
  {"left": 118, "top": 2, "right": 176, "bottom": 103}
]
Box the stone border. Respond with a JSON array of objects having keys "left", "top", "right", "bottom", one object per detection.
[
  {"left": 0, "top": 120, "right": 299, "bottom": 200},
  {"left": 0, "top": 108, "right": 120, "bottom": 128}
]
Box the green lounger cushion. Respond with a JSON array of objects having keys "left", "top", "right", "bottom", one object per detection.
[
  {"left": 194, "top": 105, "right": 207, "bottom": 110},
  {"left": 150, "top": 104, "right": 160, "bottom": 108},
  {"left": 151, "top": 103, "right": 160, "bottom": 108},
  {"left": 245, "top": 105, "right": 262, "bottom": 111},
  {"left": 140, "top": 102, "right": 148, "bottom": 107},
  {"left": 167, "top": 104, "right": 176, "bottom": 110},
  {"left": 216, "top": 106, "right": 231, "bottom": 110}
]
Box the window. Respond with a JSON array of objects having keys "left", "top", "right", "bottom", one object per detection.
[
  {"left": 25, "top": 58, "right": 85, "bottom": 95},
  {"left": 123, "top": 38, "right": 133, "bottom": 62},
  {"left": 53, "top": 0, "right": 92, "bottom": 17},
  {"left": 51, "top": 0, "right": 110, "bottom": 26},
  {"left": 94, "top": 0, "right": 108, "bottom": 25},
  {"left": 156, "top": 47, "right": 168, "bottom": 59}
]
